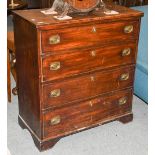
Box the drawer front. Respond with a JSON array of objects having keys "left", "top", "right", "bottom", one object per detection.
[
  {"left": 43, "top": 89, "right": 133, "bottom": 139},
  {"left": 42, "top": 66, "right": 135, "bottom": 109},
  {"left": 42, "top": 43, "right": 136, "bottom": 82},
  {"left": 41, "top": 21, "right": 139, "bottom": 53}
]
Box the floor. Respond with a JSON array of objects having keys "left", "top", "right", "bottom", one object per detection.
[{"left": 7, "top": 79, "right": 148, "bottom": 155}]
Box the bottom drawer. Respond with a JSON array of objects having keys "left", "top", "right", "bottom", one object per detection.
[{"left": 43, "top": 89, "right": 133, "bottom": 139}]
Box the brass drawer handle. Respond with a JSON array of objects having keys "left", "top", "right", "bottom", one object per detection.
[
  {"left": 50, "top": 115, "right": 61, "bottom": 125},
  {"left": 50, "top": 61, "right": 61, "bottom": 71},
  {"left": 119, "top": 97, "right": 127, "bottom": 105},
  {"left": 49, "top": 35, "right": 60, "bottom": 44},
  {"left": 50, "top": 89, "right": 61, "bottom": 98},
  {"left": 91, "top": 50, "right": 96, "bottom": 57},
  {"left": 120, "top": 73, "right": 129, "bottom": 81},
  {"left": 92, "top": 26, "right": 97, "bottom": 33},
  {"left": 122, "top": 48, "right": 131, "bottom": 56},
  {"left": 124, "top": 25, "right": 134, "bottom": 33}
]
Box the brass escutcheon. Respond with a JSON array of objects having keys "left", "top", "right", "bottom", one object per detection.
[
  {"left": 122, "top": 48, "right": 131, "bottom": 56},
  {"left": 50, "top": 115, "right": 61, "bottom": 125},
  {"left": 89, "top": 101, "right": 93, "bottom": 107},
  {"left": 118, "top": 97, "right": 127, "bottom": 105},
  {"left": 124, "top": 25, "right": 134, "bottom": 33},
  {"left": 91, "top": 50, "right": 96, "bottom": 57},
  {"left": 90, "top": 76, "right": 95, "bottom": 82},
  {"left": 92, "top": 26, "right": 97, "bottom": 33},
  {"left": 50, "top": 89, "right": 61, "bottom": 98},
  {"left": 49, "top": 34, "right": 60, "bottom": 44},
  {"left": 120, "top": 73, "right": 129, "bottom": 81},
  {"left": 50, "top": 61, "right": 61, "bottom": 71}
]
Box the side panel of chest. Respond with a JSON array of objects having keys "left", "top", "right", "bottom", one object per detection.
[{"left": 14, "top": 16, "right": 42, "bottom": 138}]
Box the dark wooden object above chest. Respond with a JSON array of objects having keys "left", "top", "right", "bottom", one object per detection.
[
  {"left": 108, "top": 0, "right": 148, "bottom": 6},
  {"left": 13, "top": 3, "right": 143, "bottom": 151},
  {"left": 23, "top": 0, "right": 148, "bottom": 8}
]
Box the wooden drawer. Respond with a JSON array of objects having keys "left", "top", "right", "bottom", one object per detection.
[
  {"left": 41, "top": 21, "right": 139, "bottom": 53},
  {"left": 41, "top": 43, "right": 137, "bottom": 82},
  {"left": 42, "top": 66, "right": 135, "bottom": 109},
  {"left": 43, "top": 88, "right": 133, "bottom": 139}
]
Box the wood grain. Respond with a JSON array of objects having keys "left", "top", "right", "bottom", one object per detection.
[
  {"left": 43, "top": 88, "right": 133, "bottom": 139},
  {"left": 66, "top": 0, "right": 100, "bottom": 12},
  {"left": 42, "top": 42, "right": 137, "bottom": 82},
  {"left": 14, "top": 15, "right": 42, "bottom": 138},
  {"left": 41, "top": 20, "right": 139, "bottom": 53},
  {"left": 12, "top": 3, "right": 143, "bottom": 31},
  {"left": 42, "top": 65, "right": 135, "bottom": 109}
]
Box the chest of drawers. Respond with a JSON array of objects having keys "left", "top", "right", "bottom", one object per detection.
[{"left": 13, "top": 3, "right": 143, "bottom": 151}]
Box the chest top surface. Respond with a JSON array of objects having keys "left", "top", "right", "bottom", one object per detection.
[{"left": 13, "top": 2, "right": 143, "bottom": 30}]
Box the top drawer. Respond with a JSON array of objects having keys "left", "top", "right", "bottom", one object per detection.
[{"left": 41, "top": 20, "right": 139, "bottom": 53}]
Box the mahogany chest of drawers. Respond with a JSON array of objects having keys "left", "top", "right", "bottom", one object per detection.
[{"left": 13, "top": 3, "right": 143, "bottom": 151}]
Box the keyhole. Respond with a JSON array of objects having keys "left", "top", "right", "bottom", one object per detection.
[{"left": 90, "top": 76, "right": 95, "bottom": 82}]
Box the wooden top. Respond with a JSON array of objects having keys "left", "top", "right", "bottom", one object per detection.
[{"left": 13, "top": 2, "right": 143, "bottom": 30}]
